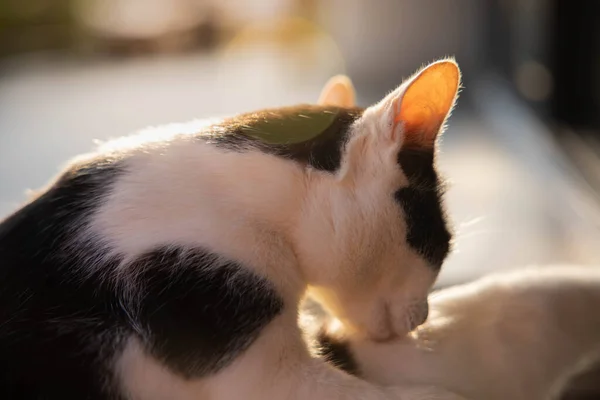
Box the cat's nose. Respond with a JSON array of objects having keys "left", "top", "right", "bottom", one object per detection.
[{"left": 408, "top": 301, "right": 429, "bottom": 331}]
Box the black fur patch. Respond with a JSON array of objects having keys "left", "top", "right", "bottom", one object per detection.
[
  {"left": 396, "top": 148, "right": 451, "bottom": 268},
  {"left": 0, "top": 158, "right": 284, "bottom": 398},
  {"left": 0, "top": 159, "right": 127, "bottom": 399},
  {"left": 315, "top": 329, "right": 359, "bottom": 376},
  {"left": 209, "top": 104, "right": 364, "bottom": 172},
  {"left": 129, "top": 246, "right": 283, "bottom": 378}
]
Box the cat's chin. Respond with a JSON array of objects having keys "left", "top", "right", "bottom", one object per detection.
[
  {"left": 370, "top": 331, "right": 401, "bottom": 343},
  {"left": 364, "top": 314, "right": 426, "bottom": 342},
  {"left": 353, "top": 323, "right": 406, "bottom": 343},
  {"left": 326, "top": 319, "right": 410, "bottom": 346}
]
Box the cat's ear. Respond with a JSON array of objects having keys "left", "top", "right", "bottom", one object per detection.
[
  {"left": 318, "top": 74, "right": 356, "bottom": 108},
  {"left": 376, "top": 59, "right": 460, "bottom": 148}
]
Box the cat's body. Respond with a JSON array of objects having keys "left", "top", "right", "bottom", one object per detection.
[
  {"left": 313, "top": 266, "right": 600, "bottom": 400},
  {"left": 0, "top": 60, "right": 463, "bottom": 399}
]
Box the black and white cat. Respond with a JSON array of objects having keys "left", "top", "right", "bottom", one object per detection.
[
  {"left": 0, "top": 60, "right": 460, "bottom": 399},
  {"left": 312, "top": 266, "right": 600, "bottom": 400}
]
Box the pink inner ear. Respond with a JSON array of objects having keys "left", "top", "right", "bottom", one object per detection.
[
  {"left": 394, "top": 61, "right": 460, "bottom": 147},
  {"left": 318, "top": 75, "right": 356, "bottom": 108}
]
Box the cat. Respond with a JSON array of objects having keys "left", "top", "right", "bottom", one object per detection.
[
  {"left": 0, "top": 59, "right": 460, "bottom": 399},
  {"left": 310, "top": 266, "right": 600, "bottom": 400}
]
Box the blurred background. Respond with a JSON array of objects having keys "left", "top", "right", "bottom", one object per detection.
[{"left": 1, "top": 0, "right": 600, "bottom": 287}]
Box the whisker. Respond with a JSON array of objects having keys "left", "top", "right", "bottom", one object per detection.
[
  {"left": 456, "top": 215, "right": 487, "bottom": 228},
  {"left": 453, "top": 229, "right": 496, "bottom": 241}
]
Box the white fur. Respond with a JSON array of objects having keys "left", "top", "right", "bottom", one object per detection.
[
  {"left": 82, "top": 75, "right": 440, "bottom": 337},
  {"left": 327, "top": 266, "right": 600, "bottom": 400},
  {"left": 92, "top": 113, "right": 441, "bottom": 398},
  {"left": 118, "top": 311, "right": 465, "bottom": 400},
  {"left": 59, "top": 60, "right": 459, "bottom": 399}
]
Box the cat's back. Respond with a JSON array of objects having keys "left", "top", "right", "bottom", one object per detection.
[
  {"left": 0, "top": 104, "right": 356, "bottom": 258},
  {"left": 0, "top": 103, "right": 362, "bottom": 300},
  {"left": 0, "top": 105, "right": 360, "bottom": 397},
  {"left": 53, "top": 105, "right": 362, "bottom": 262},
  {"left": 0, "top": 118, "right": 224, "bottom": 398},
  {"left": 0, "top": 118, "right": 234, "bottom": 398}
]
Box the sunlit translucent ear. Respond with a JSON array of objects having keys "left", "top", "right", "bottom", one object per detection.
[
  {"left": 392, "top": 59, "right": 460, "bottom": 148},
  {"left": 317, "top": 74, "right": 356, "bottom": 108}
]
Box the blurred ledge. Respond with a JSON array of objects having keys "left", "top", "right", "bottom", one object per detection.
[
  {"left": 473, "top": 74, "right": 600, "bottom": 237},
  {"left": 434, "top": 73, "right": 600, "bottom": 288}
]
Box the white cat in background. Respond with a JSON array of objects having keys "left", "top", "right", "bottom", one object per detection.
[{"left": 311, "top": 266, "right": 600, "bottom": 400}]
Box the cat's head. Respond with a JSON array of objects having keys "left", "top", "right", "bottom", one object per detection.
[{"left": 294, "top": 59, "right": 460, "bottom": 341}]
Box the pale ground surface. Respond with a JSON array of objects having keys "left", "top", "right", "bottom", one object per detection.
[{"left": 1, "top": 47, "right": 599, "bottom": 287}]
